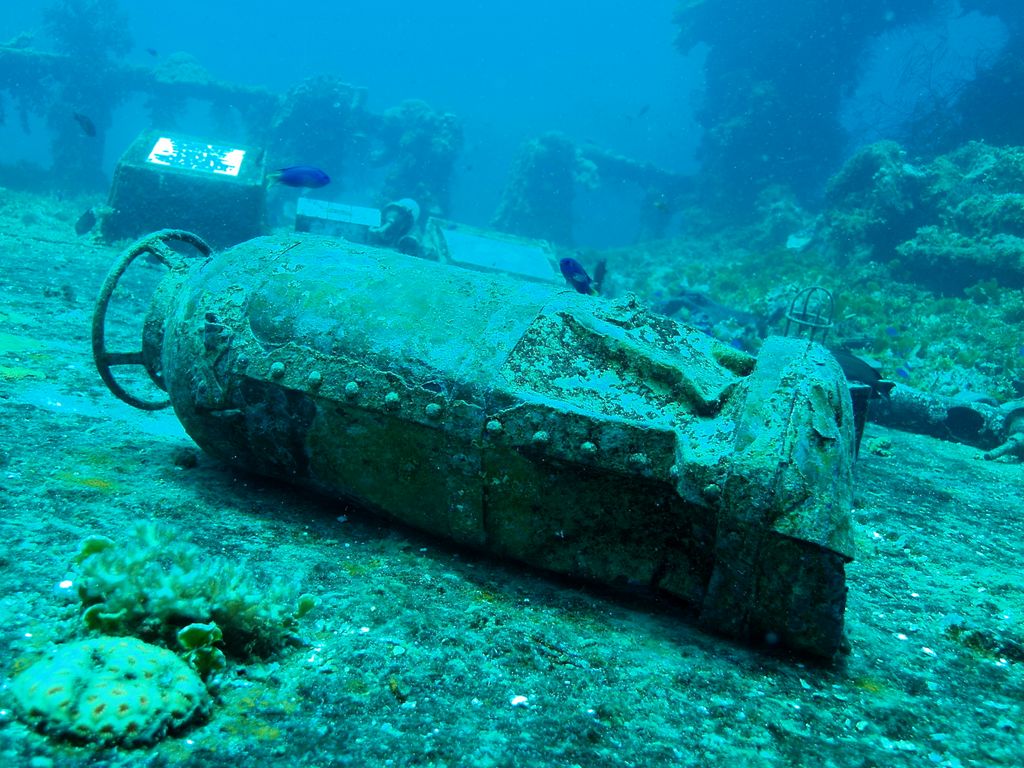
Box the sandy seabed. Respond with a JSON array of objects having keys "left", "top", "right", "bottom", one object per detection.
[{"left": 0, "top": 189, "right": 1021, "bottom": 767}]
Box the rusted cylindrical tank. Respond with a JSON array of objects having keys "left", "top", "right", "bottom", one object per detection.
[{"left": 94, "top": 231, "right": 856, "bottom": 658}]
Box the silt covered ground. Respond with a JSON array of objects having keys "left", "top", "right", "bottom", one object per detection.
[{"left": 0, "top": 189, "right": 1021, "bottom": 767}]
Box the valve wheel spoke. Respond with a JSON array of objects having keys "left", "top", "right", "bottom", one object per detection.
[{"left": 91, "top": 230, "right": 211, "bottom": 411}]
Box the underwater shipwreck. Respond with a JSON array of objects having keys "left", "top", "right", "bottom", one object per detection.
[{"left": 1, "top": 2, "right": 1023, "bottom": 767}]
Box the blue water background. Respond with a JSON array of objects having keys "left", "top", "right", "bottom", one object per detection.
[
  {"left": 0, "top": 1, "right": 1010, "bottom": 245},
  {"left": 0, "top": 1, "right": 700, "bottom": 245}
]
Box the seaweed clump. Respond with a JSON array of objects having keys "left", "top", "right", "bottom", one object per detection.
[
  {"left": 72, "top": 522, "right": 316, "bottom": 658},
  {"left": 823, "top": 140, "right": 1024, "bottom": 294}
]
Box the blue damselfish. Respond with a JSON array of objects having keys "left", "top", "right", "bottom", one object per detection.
[
  {"left": 559, "top": 257, "right": 597, "bottom": 295},
  {"left": 269, "top": 166, "right": 331, "bottom": 188}
]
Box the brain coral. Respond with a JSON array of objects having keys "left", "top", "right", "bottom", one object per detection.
[{"left": 10, "top": 636, "right": 209, "bottom": 747}]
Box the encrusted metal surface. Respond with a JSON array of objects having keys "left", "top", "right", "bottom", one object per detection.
[{"left": 119, "top": 233, "right": 857, "bottom": 657}]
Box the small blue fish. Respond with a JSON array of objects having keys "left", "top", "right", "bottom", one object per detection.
[
  {"left": 268, "top": 165, "right": 330, "bottom": 188},
  {"left": 559, "top": 257, "right": 597, "bottom": 295}
]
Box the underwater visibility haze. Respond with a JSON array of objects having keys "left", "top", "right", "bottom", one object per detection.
[{"left": 0, "top": 1, "right": 1022, "bottom": 766}]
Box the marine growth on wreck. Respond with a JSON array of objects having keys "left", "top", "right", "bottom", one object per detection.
[{"left": 0, "top": 2, "right": 1022, "bottom": 766}]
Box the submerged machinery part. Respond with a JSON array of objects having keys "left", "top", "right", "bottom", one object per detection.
[
  {"left": 784, "top": 286, "right": 834, "bottom": 343},
  {"left": 93, "top": 231, "right": 857, "bottom": 658},
  {"left": 984, "top": 401, "right": 1024, "bottom": 460},
  {"left": 870, "top": 385, "right": 1012, "bottom": 453},
  {"left": 369, "top": 198, "right": 420, "bottom": 247}
]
